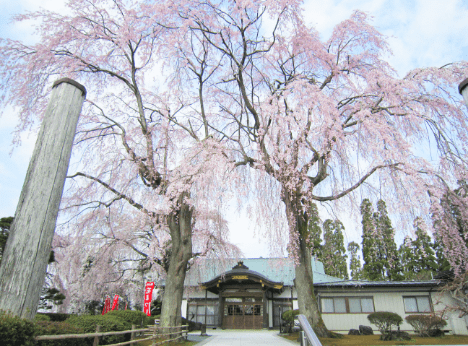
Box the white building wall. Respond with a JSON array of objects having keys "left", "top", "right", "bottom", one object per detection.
[{"left": 318, "top": 289, "right": 468, "bottom": 335}]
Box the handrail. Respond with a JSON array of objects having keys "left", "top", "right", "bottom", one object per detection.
[
  {"left": 297, "top": 314, "right": 323, "bottom": 346},
  {"left": 35, "top": 324, "right": 189, "bottom": 346}
]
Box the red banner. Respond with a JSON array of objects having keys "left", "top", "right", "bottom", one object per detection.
[
  {"left": 111, "top": 294, "right": 119, "bottom": 311},
  {"left": 102, "top": 296, "right": 111, "bottom": 315},
  {"left": 144, "top": 282, "right": 155, "bottom": 316}
]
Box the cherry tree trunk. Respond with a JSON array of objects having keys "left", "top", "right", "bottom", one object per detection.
[
  {"left": 0, "top": 78, "right": 86, "bottom": 319},
  {"left": 160, "top": 193, "right": 193, "bottom": 335},
  {"left": 283, "top": 194, "right": 332, "bottom": 338}
]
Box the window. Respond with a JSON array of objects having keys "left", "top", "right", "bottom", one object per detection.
[
  {"left": 187, "top": 301, "right": 219, "bottom": 326},
  {"left": 403, "top": 296, "right": 432, "bottom": 313},
  {"left": 321, "top": 297, "right": 374, "bottom": 313}
]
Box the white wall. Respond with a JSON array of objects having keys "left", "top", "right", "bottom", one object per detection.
[{"left": 318, "top": 288, "right": 468, "bottom": 335}]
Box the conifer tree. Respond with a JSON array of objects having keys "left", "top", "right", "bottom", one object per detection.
[
  {"left": 361, "top": 199, "right": 384, "bottom": 280},
  {"left": 400, "top": 218, "right": 441, "bottom": 280},
  {"left": 307, "top": 203, "right": 323, "bottom": 259},
  {"left": 399, "top": 236, "right": 416, "bottom": 279},
  {"left": 348, "top": 241, "right": 363, "bottom": 280},
  {"left": 322, "top": 219, "right": 348, "bottom": 279},
  {"left": 375, "top": 200, "right": 403, "bottom": 280}
]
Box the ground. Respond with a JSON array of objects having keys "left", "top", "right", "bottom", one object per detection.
[{"left": 282, "top": 332, "right": 468, "bottom": 345}]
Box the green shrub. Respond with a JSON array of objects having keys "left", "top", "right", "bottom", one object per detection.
[
  {"left": 367, "top": 311, "right": 403, "bottom": 340},
  {"left": 67, "top": 315, "right": 128, "bottom": 346},
  {"left": 35, "top": 313, "right": 52, "bottom": 322},
  {"left": 281, "top": 309, "right": 299, "bottom": 322},
  {"left": 43, "top": 313, "right": 71, "bottom": 322},
  {"left": 281, "top": 309, "right": 299, "bottom": 334},
  {"left": 0, "top": 310, "right": 37, "bottom": 346},
  {"left": 104, "top": 310, "right": 147, "bottom": 328},
  {"left": 35, "top": 321, "right": 84, "bottom": 346},
  {"left": 145, "top": 314, "right": 159, "bottom": 326},
  {"left": 405, "top": 314, "right": 447, "bottom": 337}
]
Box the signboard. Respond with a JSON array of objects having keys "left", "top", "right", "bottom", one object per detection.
[{"left": 144, "top": 282, "right": 155, "bottom": 316}]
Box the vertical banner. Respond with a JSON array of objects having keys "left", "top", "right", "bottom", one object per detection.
[
  {"left": 111, "top": 294, "right": 119, "bottom": 311},
  {"left": 144, "top": 282, "right": 155, "bottom": 317},
  {"left": 125, "top": 301, "right": 128, "bottom": 310},
  {"left": 102, "top": 296, "right": 111, "bottom": 315}
]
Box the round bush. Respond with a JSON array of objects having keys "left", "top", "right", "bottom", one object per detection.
[
  {"left": 67, "top": 315, "right": 128, "bottom": 346},
  {"left": 367, "top": 311, "right": 402, "bottom": 340},
  {"left": 281, "top": 309, "right": 299, "bottom": 322},
  {"left": 35, "top": 321, "right": 84, "bottom": 346},
  {"left": 0, "top": 310, "right": 36, "bottom": 346},
  {"left": 405, "top": 314, "right": 447, "bottom": 337}
]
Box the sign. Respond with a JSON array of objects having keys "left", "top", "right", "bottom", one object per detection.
[
  {"left": 102, "top": 296, "right": 111, "bottom": 315},
  {"left": 232, "top": 275, "right": 248, "bottom": 280},
  {"left": 111, "top": 294, "right": 119, "bottom": 311},
  {"left": 144, "top": 282, "right": 155, "bottom": 317}
]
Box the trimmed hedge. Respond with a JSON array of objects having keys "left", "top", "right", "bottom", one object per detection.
[
  {"left": 35, "top": 321, "right": 84, "bottom": 346},
  {"left": 66, "top": 315, "right": 128, "bottom": 346},
  {"left": 367, "top": 311, "right": 403, "bottom": 340},
  {"left": 405, "top": 314, "right": 447, "bottom": 337},
  {"left": 0, "top": 310, "right": 36, "bottom": 346},
  {"left": 34, "top": 314, "right": 52, "bottom": 322},
  {"left": 104, "top": 310, "right": 148, "bottom": 328},
  {"left": 40, "top": 313, "right": 71, "bottom": 322}
]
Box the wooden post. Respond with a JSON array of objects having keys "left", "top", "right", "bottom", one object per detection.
[
  {"left": 0, "top": 78, "right": 86, "bottom": 319},
  {"left": 131, "top": 324, "right": 135, "bottom": 341},
  {"left": 152, "top": 325, "right": 157, "bottom": 346},
  {"left": 93, "top": 325, "right": 101, "bottom": 346}
]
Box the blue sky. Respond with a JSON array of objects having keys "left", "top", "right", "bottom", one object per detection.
[{"left": 0, "top": 0, "right": 467, "bottom": 257}]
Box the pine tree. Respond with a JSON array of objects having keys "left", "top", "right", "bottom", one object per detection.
[
  {"left": 348, "top": 241, "right": 363, "bottom": 280},
  {"left": 322, "top": 219, "right": 348, "bottom": 279},
  {"left": 307, "top": 203, "right": 323, "bottom": 259},
  {"left": 361, "top": 199, "right": 384, "bottom": 280},
  {"left": 399, "top": 218, "right": 440, "bottom": 280},
  {"left": 399, "top": 236, "right": 416, "bottom": 280},
  {"left": 0, "top": 217, "right": 13, "bottom": 265},
  {"left": 375, "top": 200, "right": 403, "bottom": 280}
]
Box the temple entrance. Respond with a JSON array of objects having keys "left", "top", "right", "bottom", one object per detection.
[
  {"left": 223, "top": 298, "right": 263, "bottom": 329},
  {"left": 199, "top": 261, "right": 284, "bottom": 329}
]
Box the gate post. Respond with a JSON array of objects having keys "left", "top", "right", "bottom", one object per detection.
[{"left": 0, "top": 78, "right": 86, "bottom": 319}]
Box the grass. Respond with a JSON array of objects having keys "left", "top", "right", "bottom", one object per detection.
[{"left": 281, "top": 332, "right": 468, "bottom": 345}]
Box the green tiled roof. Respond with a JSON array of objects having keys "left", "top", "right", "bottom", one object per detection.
[{"left": 183, "top": 257, "right": 343, "bottom": 287}]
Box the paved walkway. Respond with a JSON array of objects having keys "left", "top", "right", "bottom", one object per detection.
[{"left": 189, "top": 329, "right": 298, "bottom": 346}]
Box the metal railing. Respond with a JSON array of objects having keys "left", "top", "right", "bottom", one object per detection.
[
  {"left": 297, "top": 314, "right": 323, "bottom": 346},
  {"left": 35, "top": 324, "right": 189, "bottom": 346}
]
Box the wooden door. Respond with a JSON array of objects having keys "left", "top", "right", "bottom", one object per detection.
[{"left": 224, "top": 303, "right": 262, "bottom": 329}]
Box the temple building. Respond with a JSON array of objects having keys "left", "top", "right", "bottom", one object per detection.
[{"left": 179, "top": 257, "right": 468, "bottom": 335}]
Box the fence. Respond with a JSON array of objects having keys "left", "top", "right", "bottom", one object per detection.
[
  {"left": 297, "top": 314, "right": 323, "bottom": 346},
  {"left": 35, "top": 324, "right": 189, "bottom": 346}
]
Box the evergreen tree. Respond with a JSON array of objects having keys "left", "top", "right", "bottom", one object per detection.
[
  {"left": 322, "top": 219, "right": 348, "bottom": 279},
  {"left": 399, "top": 236, "right": 415, "bottom": 279},
  {"left": 375, "top": 200, "right": 403, "bottom": 280},
  {"left": 348, "top": 241, "right": 363, "bottom": 280},
  {"left": 0, "top": 217, "right": 13, "bottom": 265},
  {"left": 361, "top": 199, "right": 384, "bottom": 280},
  {"left": 400, "top": 218, "right": 439, "bottom": 280},
  {"left": 307, "top": 203, "right": 323, "bottom": 259},
  {"left": 412, "top": 218, "right": 438, "bottom": 277}
]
